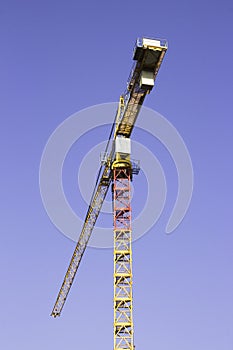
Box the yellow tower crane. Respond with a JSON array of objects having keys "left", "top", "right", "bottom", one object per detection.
[{"left": 51, "top": 37, "right": 167, "bottom": 350}]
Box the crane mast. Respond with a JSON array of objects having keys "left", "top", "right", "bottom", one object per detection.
[
  {"left": 113, "top": 166, "right": 133, "bottom": 349},
  {"left": 51, "top": 37, "right": 167, "bottom": 350}
]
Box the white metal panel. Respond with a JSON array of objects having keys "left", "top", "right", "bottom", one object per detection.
[
  {"left": 140, "top": 70, "right": 154, "bottom": 88},
  {"left": 115, "top": 137, "right": 131, "bottom": 154},
  {"left": 142, "top": 38, "right": 161, "bottom": 48}
]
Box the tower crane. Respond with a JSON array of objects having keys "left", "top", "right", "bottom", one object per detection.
[{"left": 51, "top": 37, "right": 167, "bottom": 350}]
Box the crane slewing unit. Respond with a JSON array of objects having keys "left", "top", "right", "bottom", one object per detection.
[{"left": 51, "top": 37, "right": 167, "bottom": 350}]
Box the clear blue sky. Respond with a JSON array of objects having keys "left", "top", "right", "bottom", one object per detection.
[{"left": 1, "top": 1, "right": 233, "bottom": 349}]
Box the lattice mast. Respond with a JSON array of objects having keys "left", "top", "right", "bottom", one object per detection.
[
  {"left": 112, "top": 134, "right": 134, "bottom": 350},
  {"left": 113, "top": 165, "right": 133, "bottom": 350}
]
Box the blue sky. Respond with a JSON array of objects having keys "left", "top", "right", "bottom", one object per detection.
[{"left": 1, "top": 1, "right": 233, "bottom": 349}]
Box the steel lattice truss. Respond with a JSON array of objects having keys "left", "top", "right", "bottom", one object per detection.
[{"left": 113, "top": 168, "right": 134, "bottom": 350}]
